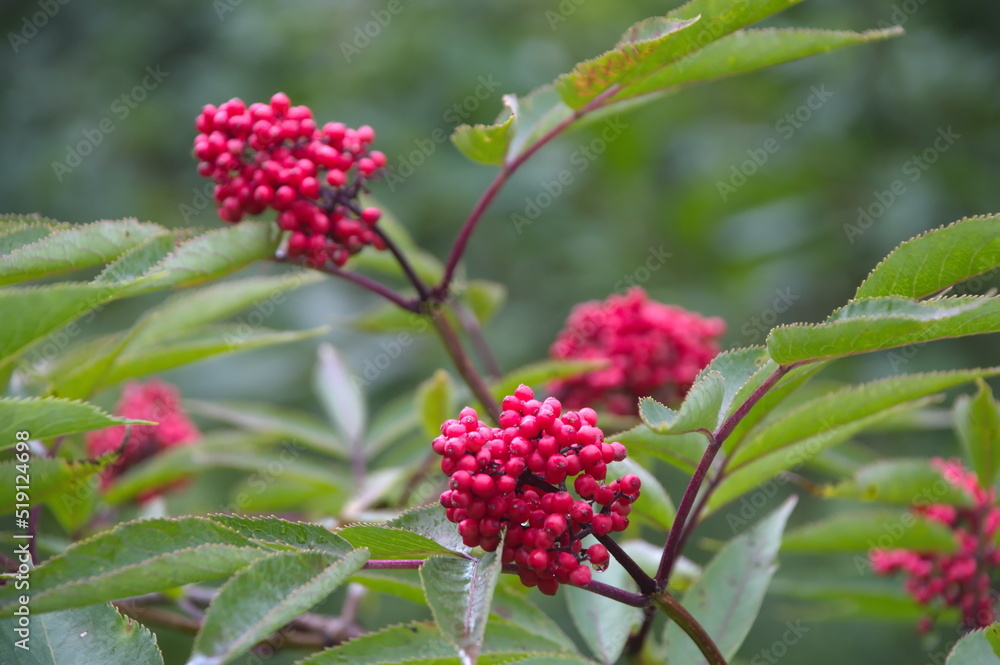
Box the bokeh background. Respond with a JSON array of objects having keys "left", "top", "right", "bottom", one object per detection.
[{"left": 2, "top": 0, "right": 999, "bottom": 663}]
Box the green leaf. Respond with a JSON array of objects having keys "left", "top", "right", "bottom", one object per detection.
[
  {"left": 566, "top": 554, "right": 642, "bottom": 664},
  {"left": 610, "top": 425, "right": 706, "bottom": 474},
  {"left": 719, "top": 369, "right": 1000, "bottom": 502},
  {"left": 314, "top": 343, "right": 366, "bottom": 445},
  {"left": 0, "top": 455, "right": 112, "bottom": 514},
  {"left": 662, "top": 497, "right": 795, "bottom": 664},
  {"left": 0, "top": 218, "right": 167, "bottom": 286},
  {"left": 293, "top": 619, "right": 572, "bottom": 665},
  {"left": 185, "top": 399, "right": 346, "bottom": 458},
  {"left": 0, "top": 602, "right": 162, "bottom": 665},
  {"left": 491, "top": 359, "right": 610, "bottom": 402},
  {"left": 129, "top": 271, "right": 322, "bottom": 347},
  {"left": 93, "top": 231, "right": 188, "bottom": 285},
  {"left": 947, "top": 627, "right": 1000, "bottom": 665},
  {"left": 190, "top": 549, "right": 369, "bottom": 665},
  {"left": 451, "top": 115, "right": 515, "bottom": 165},
  {"left": 104, "top": 439, "right": 348, "bottom": 506},
  {"left": 855, "top": 216, "right": 1000, "bottom": 300},
  {"left": 453, "top": 0, "right": 899, "bottom": 166},
  {"left": 352, "top": 301, "right": 427, "bottom": 334},
  {"left": 767, "top": 577, "right": 929, "bottom": 620},
  {"left": 707, "top": 398, "right": 935, "bottom": 515},
  {"left": 606, "top": 458, "right": 674, "bottom": 530},
  {"left": 123, "top": 222, "right": 280, "bottom": 294},
  {"left": 781, "top": 510, "right": 957, "bottom": 553},
  {"left": 417, "top": 370, "right": 454, "bottom": 439},
  {"left": 388, "top": 505, "right": 472, "bottom": 556},
  {"left": 0, "top": 517, "right": 271, "bottom": 616},
  {"left": 421, "top": 553, "right": 503, "bottom": 664},
  {"left": 589, "top": 27, "right": 899, "bottom": 109},
  {"left": 0, "top": 215, "right": 68, "bottom": 255},
  {"left": 0, "top": 397, "right": 152, "bottom": 450},
  {"left": 955, "top": 380, "right": 1000, "bottom": 487},
  {"left": 203, "top": 515, "right": 354, "bottom": 557},
  {"left": 45, "top": 323, "right": 154, "bottom": 400},
  {"left": 768, "top": 295, "right": 1000, "bottom": 363},
  {"left": 823, "top": 458, "right": 974, "bottom": 506},
  {"left": 490, "top": 585, "right": 577, "bottom": 653},
  {"left": 351, "top": 571, "right": 427, "bottom": 605},
  {"left": 558, "top": 0, "right": 825, "bottom": 109},
  {"left": 0, "top": 283, "right": 116, "bottom": 367},
  {"left": 337, "top": 525, "right": 464, "bottom": 559},
  {"left": 463, "top": 280, "right": 507, "bottom": 324},
  {"left": 722, "top": 360, "right": 829, "bottom": 454},
  {"left": 638, "top": 371, "right": 723, "bottom": 434},
  {"left": 94, "top": 325, "right": 327, "bottom": 389}
]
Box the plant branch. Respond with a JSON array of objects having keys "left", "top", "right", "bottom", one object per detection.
[
  {"left": 595, "top": 533, "right": 656, "bottom": 595},
  {"left": 451, "top": 299, "right": 503, "bottom": 380},
  {"left": 655, "top": 591, "right": 729, "bottom": 665},
  {"left": 372, "top": 225, "right": 431, "bottom": 301},
  {"left": 276, "top": 254, "right": 419, "bottom": 312},
  {"left": 654, "top": 364, "right": 791, "bottom": 587},
  {"left": 428, "top": 305, "right": 502, "bottom": 422},
  {"left": 436, "top": 84, "right": 621, "bottom": 298}
]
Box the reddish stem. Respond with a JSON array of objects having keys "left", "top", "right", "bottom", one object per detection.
[{"left": 436, "top": 84, "right": 621, "bottom": 299}]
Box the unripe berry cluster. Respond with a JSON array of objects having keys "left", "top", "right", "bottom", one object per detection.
[
  {"left": 193, "top": 93, "right": 388, "bottom": 267},
  {"left": 433, "top": 385, "right": 641, "bottom": 595},
  {"left": 86, "top": 380, "right": 200, "bottom": 501},
  {"left": 550, "top": 287, "right": 725, "bottom": 415},
  {"left": 870, "top": 458, "right": 1000, "bottom": 630}
]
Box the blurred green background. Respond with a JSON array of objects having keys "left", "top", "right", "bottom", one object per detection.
[{"left": 3, "top": 0, "right": 1000, "bottom": 663}]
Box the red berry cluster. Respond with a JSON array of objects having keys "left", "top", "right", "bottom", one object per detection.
[
  {"left": 433, "top": 385, "right": 641, "bottom": 595},
  {"left": 86, "top": 380, "right": 200, "bottom": 501},
  {"left": 193, "top": 93, "right": 388, "bottom": 267},
  {"left": 870, "top": 458, "right": 1000, "bottom": 630},
  {"left": 550, "top": 287, "right": 725, "bottom": 415}
]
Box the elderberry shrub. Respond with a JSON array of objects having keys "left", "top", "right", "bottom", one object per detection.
[{"left": 433, "top": 384, "right": 640, "bottom": 595}]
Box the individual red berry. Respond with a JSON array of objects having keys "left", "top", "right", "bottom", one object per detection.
[
  {"left": 543, "top": 514, "right": 568, "bottom": 536},
  {"left": 591, "top": 514, "right": 613, "bottom": 537},
  {"left": 574, "top": 474, "right": 599, "bottom": 498},
  {"left": 537, "top": 579, "right": 560, "bottom": 596},
  {"left": 619, "top": 474, "right": 642, "bottom": 494},
  {"left": 593, "top": 485, "right": 616, "bottom": 506},
  {"left": 569, "top": 565, "right": 592, "bottom": 586},
  {"left": 471, "top": 474, "right": 496, "bottom": 498},
  {"left": 571, "top": 501, "right": 593, "bottom": 523},
  {"left": 529, "top": 549, "right": 550, "bottom": 572},
  {"left": 587, "top": 544, "right": 610, "bottom": 567}
]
